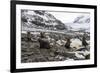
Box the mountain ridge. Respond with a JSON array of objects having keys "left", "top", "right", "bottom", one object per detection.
[{"left": 21, "top": 10, "right": 66, "bottom": 31}]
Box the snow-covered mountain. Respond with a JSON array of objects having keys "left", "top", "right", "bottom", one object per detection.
[
  {"left": 66, "top": 15, "right": 90, "bottom": 32},
  {"left": 21, "top": 10, "right": 66, "bottom": 31},
  {"left": 73, "top": 15, "right": 90, "bottom": 24}
]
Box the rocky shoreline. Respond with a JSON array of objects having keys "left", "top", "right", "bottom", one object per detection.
[{"left": 21, "top": 31, "right": 90, "bottom": 63}]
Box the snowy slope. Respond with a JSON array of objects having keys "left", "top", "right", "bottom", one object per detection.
[
  {"left": 21, "top": 10, "right": 66, "bottom": 31},
  {"left": 65, "top": 15, "right": 90, "bottom": 32},
  {"left": 73, "top": 15, "right": 90, "bottom": 24}
]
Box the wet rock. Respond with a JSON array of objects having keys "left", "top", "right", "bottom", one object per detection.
[
  {"left": 55, "top": 55, "right": 64, "bottom": 61},
  {"left": 74, "top": 50, "right": 90, "bottom": 60},
  {"left": 47, "top": 57, "right": 54, "bottom": 61},
  {"left": 27, "top": 59, "right": 33, "bottom": 62},
  {"left": 50, "top": 52, "right": 55, "bottom": 57},
  {"left": 65, "top": 58, "right": 74, "bottom": 61},
  {"left": 37, "top": 58, "right": 47, "bottom": 62},
  {"left": 76, "top": 47, "right": 87, "bottom": 51},
  {"left": 63, "top": 52, "right": 76, "bottom": 58},
  {"left": 56, "top": 40, "right": 63, "bottom": 46},
  {"left": 74, "top": 52, "right": 85, "bottom": 60}
]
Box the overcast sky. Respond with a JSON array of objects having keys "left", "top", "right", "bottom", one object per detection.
[{"left": 49, "top": 11, "right": 90, "bottom": 23}]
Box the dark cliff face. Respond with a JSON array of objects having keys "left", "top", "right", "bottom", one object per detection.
[{"left": 21, "top": 10, "right": 66, "bottom": 30}]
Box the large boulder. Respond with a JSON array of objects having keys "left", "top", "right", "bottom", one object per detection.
[{"left": 70, "top": 38, "right": 82, "bottom": 49}]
